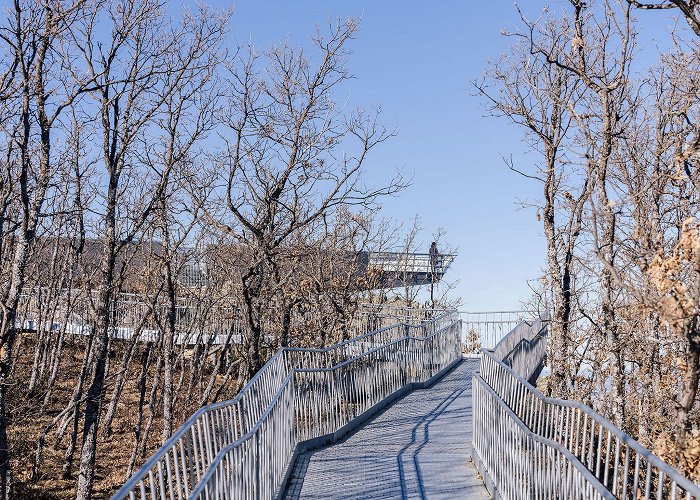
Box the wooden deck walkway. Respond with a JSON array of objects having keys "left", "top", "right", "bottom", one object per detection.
[{"left": 283, "top": 359, "right": 490, "bottom": 499}]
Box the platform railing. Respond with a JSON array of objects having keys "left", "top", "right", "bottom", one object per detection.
[
  {"left": 459, "top": 310, "right": 528, "bottom": 354},
  {"left": 113, "top": 310, "right": 461, "bottom": 500},
  {"left": 474, "top": 318, "right": 700, "bottom": 500},
  {"left": 366, "top": 251, "right": 455, "bottom": 274}
]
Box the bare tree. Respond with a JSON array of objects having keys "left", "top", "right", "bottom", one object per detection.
[
  {"left": 66, "top": 2, "right": 228, "bottom": 497},
  {"left": 199, "top": 19, "right": 402, "bottom": 379},
  {"left": 0, "top": 1, "right": 91, "bottom": 496},
  {"left": 484, "top": 0, "right": 700, "bottom": 477},
  {"left": 474, "top": 14, "right": 586, "bottom": 397},
  {"left": 627, "top": 0, "right": 700, "bottom": 36}
]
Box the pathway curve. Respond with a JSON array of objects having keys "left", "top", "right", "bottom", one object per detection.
[{"left": 283, "top": 359, "right": 490, "bottom": 500}]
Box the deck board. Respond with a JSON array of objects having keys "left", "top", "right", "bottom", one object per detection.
[{"left": 283, "top": 358, "right": 491, "bottom": 499}]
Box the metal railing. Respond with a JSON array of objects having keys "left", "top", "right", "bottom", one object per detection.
[
  {"left": 113, "top": 311, "right": 461, "bottom": 500},
  {"left": 473, "top": 318, "right": 700, "bottom": 500},
  {"left": 460, "top": 310, "right": 528, "bottom": 354},
  {"left": 472, "top": 377, "right": 614, "bottom": 499},
  {"left": 16, "top": 288, "right": 244, "bottom": 345},
  {"left": 357, "top": 303, "right": 447, "bottom": 324},
  {"left": 16, "top": 287, "right": 444, "bottom": 347},
  {"left": 490, "top": 316, "right": 547, "bottom": 381},
  {"left": 366, "top": 251, "right": 455, "bottom": 274}
]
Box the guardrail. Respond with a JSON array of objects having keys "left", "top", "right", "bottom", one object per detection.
[
  {"left": 472, "top": 377, "right": 614, "bottom": 499},
  {"left": 16, "top": 287, "right": 443, "bottom": 346},
  {"left": 490, "top": 316, "right": 547, "bottom": 381},
  {"left": 473, "top": 318, "right": 700, "bottom": 500},
  {"left": 366, "top": 251, "right": 455, "bottom": 274},
  {"left": 113, "top": 311, "right": 461, "bottom": 500},
  {"left": 459, "top": 310, "right": 527, "bottom": 354}
]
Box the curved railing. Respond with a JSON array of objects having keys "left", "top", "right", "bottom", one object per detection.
[
  {"left": 472, "top": 377, "right": 614, "bottom": 499},
  {"left": 113, "top": 311, "right": 461, "bottom": 500},
  {"left": 490, "top": 316, "right": 547, "bottom": 381},
  {"left": 473, "top": 318, "right": 700, "bottom": 500},
  {"left": 284, "top": 310, "right": 455, "bottom": 370}
]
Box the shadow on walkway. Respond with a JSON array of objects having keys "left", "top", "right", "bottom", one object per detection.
[{"left": 283, "top": 359, "right": 490, "bottom": 500}]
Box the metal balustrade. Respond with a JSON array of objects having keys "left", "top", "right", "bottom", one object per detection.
[
  {"left": 16, "top": 287, "right": 444, "bottom": 346},
  {"left": 472, "top": 378, "right": 614, "bottom": 499},
  {"left": 460, "top": 310, "right": 528, "bottom": 354},
  {"left": 365, "top": 309, "right": 530, "bottom": 355},
  {"left": 490, "top": 316, "right": 547, "bottom": 381},
  {"left": 366, "top": 251, "right": 455, "bottom": 274},
  {"left": 473, "top": 318, "right": 700, "bottom": 500},
  {"left": 113, "top": 311, "right": 461, "bottom": 500},
  {"left": 17, "top": 288, "right": 245, "bottom": 345},
  {"left": 357, "top": 303, "right": 447, "bottom": 326}
]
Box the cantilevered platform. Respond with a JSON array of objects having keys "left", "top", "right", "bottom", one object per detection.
[
  {"left": 357, "top": 251, "right": 456, "bottom": 289},
  {"left": 283, "top": 359, "right": 489, "bottom": 499}
]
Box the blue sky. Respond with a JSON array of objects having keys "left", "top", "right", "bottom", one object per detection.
[{"left": 214, "top": 1, "right": 678, "bottom": 311}]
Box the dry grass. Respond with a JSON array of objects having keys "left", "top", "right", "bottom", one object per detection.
[{"left": 10, "top": 334, "right": 230, "bottom": 499}]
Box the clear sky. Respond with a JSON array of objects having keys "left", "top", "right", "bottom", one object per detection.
[{"left": 212, "top": 1, "right": 678, "bottom": 311}]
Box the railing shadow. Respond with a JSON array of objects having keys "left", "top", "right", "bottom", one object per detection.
[
  {"left": 283, "top": 360, "right": 476, "bottom": 500},
  {"left": 397, "top": 387, "right": 465, "bottom": 500}
]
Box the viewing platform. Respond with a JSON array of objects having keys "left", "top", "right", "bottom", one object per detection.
[{"left": 356, "top": 251, "right": 456, "bottom": 289}]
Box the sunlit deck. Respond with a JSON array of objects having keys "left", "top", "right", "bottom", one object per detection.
[{"left": 283, "top": 359, "right": 489, "bottom": 499}]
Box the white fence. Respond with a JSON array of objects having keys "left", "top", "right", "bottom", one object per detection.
[
  {"left": 472, "top": 318, "right": 700, "bottom": 500},
  {"left": 113, "top": 311, "right": 462, "bottom": 500},
  {"left": 16, "top": 288, "right": 447, "bottom": 346},
  {"left": 17, "top": 286, "right": 524, "bottom": 355}
]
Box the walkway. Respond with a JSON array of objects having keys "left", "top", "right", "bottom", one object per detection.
[{"left": 283, "top": 359, "right": 490, "bottom": 500}]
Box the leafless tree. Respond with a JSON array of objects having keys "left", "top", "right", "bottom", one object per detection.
[
  {"left": 198, "top": 19, "right": 402, "bottom": 379},
  {"left": 627, "top": 0, "right": 700, "bottom": 36},
  {"left": 0, "top": 7, "right": 415, "bottom": 497},
  {"left": 474, "top": 13, "right": 586, "bottom": 398},
  {"left": 66, "top": 2, "right": 228, "bottom": 497},
  {"left": 0, "top": 1, "right": 91, "bottom": 496},
  {"left": 482, "top": 0, "right": 700, "bottom": 478}
]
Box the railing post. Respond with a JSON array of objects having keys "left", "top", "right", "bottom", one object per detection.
[{"left": 254, "top": 429, "right": 261, "bottom": 500}]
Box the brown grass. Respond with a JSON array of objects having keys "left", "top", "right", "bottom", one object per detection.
[{"left": 10, "top": 334, "right": 232, "bottom": 499}]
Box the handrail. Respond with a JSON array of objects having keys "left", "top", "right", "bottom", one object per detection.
[
  {"left": 491, "top": 316, "right": 547, "bottom": 381},
  {"left": 459, "top": 310, "right": 529, "bottom": 354},
  {"left": 366, "top": 251, "right": 457, "bottom": 258},
  {"left": 188, "top": 321, "right": 461, "bottom": 499},
  {"left": 285, "top": 310, "right": 453, "bottom": 354},
  {"left": 474, "top": 318, "right": 700, "bottom": 500},
  {"left": 461, "top": 309, "right": 528, "bottom": 314},
  {"left": 480, "top": 351, "right": 700, "bottom": 499},
  {"left": 284, "top": 310, "right": 454, "bottom": 370},
  {"left": 113, "top": 310, "right": 461, "bottom": 500},
  {"left": 472, "top": 376, "right": 615, "bottom": 499}
]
